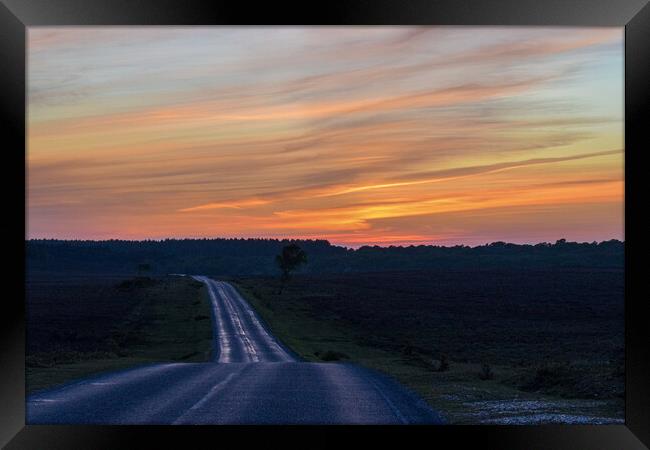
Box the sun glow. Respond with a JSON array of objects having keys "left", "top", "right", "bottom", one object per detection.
[{"left": 28, "top": 27, "right": 624, "bottom": 246}]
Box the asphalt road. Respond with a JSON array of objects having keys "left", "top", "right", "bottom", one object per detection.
[{"left": 27, "top": 276, "right": 445, "bottom": 424}]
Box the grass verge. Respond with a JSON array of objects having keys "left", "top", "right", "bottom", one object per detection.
[
  {"left": 26, "top": 275, "right": 212, "bottom": 393},
  {"left": 232, "top": 273, "right": 624, "bottom": 424}
]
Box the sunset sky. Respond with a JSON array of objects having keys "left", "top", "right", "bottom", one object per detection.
[{"left": 27, "top": 27, "right": 624, "bottom": 247}]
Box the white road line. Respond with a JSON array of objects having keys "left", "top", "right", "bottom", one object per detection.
[
  {"left": 214, "top": 281, "right": 259, "bottom": 362},
  {"left": 171, "top": 369, "right": 243, "bottom": 424},
  {"left": 224, "top": 283, "right": 293, "bottom": 361},
  {"left": 366, "top": 376, "right": 409, "bottom": 424},
  {"left": 194, "top": 276, "right": 293, "bottom": 363},
  {"left": 194, "top": 276, "right": 233, "bottom": 363}
]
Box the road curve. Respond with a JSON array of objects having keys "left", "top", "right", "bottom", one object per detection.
[{"left": 27, "top": 277, "right": 445, "bottom": 424}]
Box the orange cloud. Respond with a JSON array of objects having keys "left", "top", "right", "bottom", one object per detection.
[
  {"left": 312, "top": 149, "right": 621, "bottom": 198},
  {"left": 179, "top": 198, "right": 271, "bottom": 212},
  {"left": 27, "top": 27, "right": 624, "bottom": 245}
]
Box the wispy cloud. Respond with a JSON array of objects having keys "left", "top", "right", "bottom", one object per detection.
[
  {"left": 179, "top": 198, "right": 271, "bottom": 212},
  {"left": 27, "top": 27, "right": 624, "bottom": 245},
  {"left": 316, "top": 149, "right": 621, "bottom": 198}
]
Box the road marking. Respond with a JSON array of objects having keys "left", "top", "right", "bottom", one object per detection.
[
  {"left": 365, "top": 375, "right": 409, "bottom": 424},
  {"left": 214, "top": 281, "right": 260, "bottom": 362},
  {"left": 171, "top": 367, "right": 246, "bottom": 424},
  {"left": 210, "top": 282, "right": 234, "bottom": 363},
  {"left": 195, "top": 276, "right": 233, "bottom": 363},
  {"left": 223, "top": 282, "right": 294, "bottom": 362},
  {"left": 195, "top": 277, "right": 294, "bottom": 362}
]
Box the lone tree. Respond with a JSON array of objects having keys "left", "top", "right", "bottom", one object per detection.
[{"left": 275, "top": 243, "right": 307, "bottom": 294}]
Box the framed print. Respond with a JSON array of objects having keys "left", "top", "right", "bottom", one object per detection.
[{"left": 1, "top": 0, "right": 649, "bottom": 448}]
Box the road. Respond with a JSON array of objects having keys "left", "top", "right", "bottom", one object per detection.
[{"left": 27, "top": 276, "right": 445, "bottom": 424}]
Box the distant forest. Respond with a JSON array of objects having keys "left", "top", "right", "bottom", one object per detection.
[{"left": 26, "top": 238, "right": 624, "bottom": 276}]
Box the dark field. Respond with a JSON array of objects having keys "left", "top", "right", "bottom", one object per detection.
[
  {"left": 233, "top": 268, "right": 624, "bottom": 423},
  {"left": 26, "top": 274, "right": 213, "bottom": 393},
  {"left": 24, "top": 265, "right": 625, "bottom": 423}
]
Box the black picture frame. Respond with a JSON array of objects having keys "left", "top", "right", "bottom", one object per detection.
[{"left": 2, "top": 1, "right": 648, "bottom": 448}]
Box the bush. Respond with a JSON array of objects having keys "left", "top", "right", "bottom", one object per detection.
[
  {"left": 436, "top": 353, "right": 449, "bottom": 372},
  {"left": 115, "top": 277, "right": 158, "bottom": 291},
  {"left": 401, "top": 344, "right": 415, "bottom": 356},
  {"left": 479, "top": 363, "right": 494, "bottom": 380},
  {"left": 521, "top": 363, "right": 570, "bottom": 392},
  {"left": 517, "top": 362, "right": 623, "bottom": 399},
  {"left": 317, "top": 350, "right": 350, "bottom": 361}
]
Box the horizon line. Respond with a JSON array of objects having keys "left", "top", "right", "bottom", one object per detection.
[{"left": 25, "top": 236, "right": 625, "bottom": 250}]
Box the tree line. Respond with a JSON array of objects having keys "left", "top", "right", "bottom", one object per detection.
[{"left": 26, "top": 238, "right": 624, "bottom": 276}]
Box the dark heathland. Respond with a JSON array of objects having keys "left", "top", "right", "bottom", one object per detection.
[{"left": 25, "top": 238, "right": 624, "bottom": 422}]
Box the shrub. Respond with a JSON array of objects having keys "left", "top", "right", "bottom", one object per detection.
[
  {"left": 479, "top": 363, "right": 494, "bottom": 380},
  {"left": 401, "top": 344, "right": 415, "bottom": 356},
  {"left": 115, "top": 277, "right": 158, "bottom": 291},
  {"left": 437, "top": 353, "right": 450, "bottom": 372},
  {"left": 521, "top": 363, "right": 570, "bottom": 392},
  {"left": 318, "top": 350, "right": 350, "bottom": 361}
]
